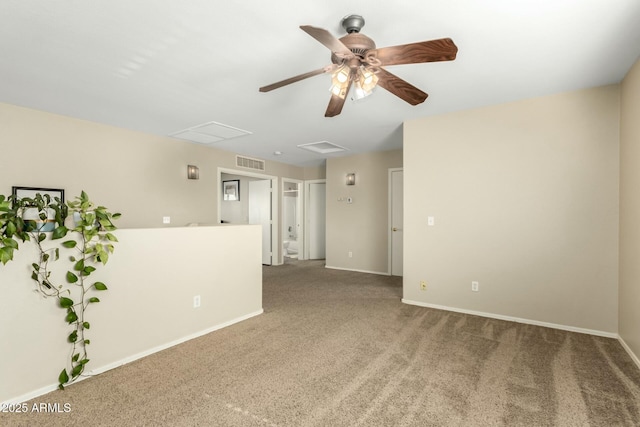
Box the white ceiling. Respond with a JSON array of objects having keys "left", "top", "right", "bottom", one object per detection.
[{"left": 2, "top": 1, "right": 639, "bottom": 167}]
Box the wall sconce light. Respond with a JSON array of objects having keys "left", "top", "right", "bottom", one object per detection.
[
  {"left": 346, "top": 173, "right": 356, "bottom": 186},
  {"left": 187, "top": 165, "right": 199, "bottom": 180}
]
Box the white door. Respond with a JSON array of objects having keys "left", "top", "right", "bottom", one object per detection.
[
  {"left": 390, "top": 169, "right": 403, "bottom": 276},
  {"left": 249, "top": 179, "right": 272, "bottom": 265},
  {"left": 308, "top": 182, "right": 326, "bottom": 260}
]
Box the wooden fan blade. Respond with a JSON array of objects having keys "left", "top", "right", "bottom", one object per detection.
[
  {"left": 325, "top": 93, "right": 347, "bottom": 117},
  {"left": 300, "top": 25, "right": 354, "bottom": 59},
  {"left": 372, "top": 38, "right": 457, "bottom": 66},
  {"left": 375, "top": 68, "right": 428, "bottom": 105},
  {"left": 325, "top": 73, "right": 353, "bottom": 117},
  {"left": 259, "top": 65, "right": 335, "bottom": 92}
]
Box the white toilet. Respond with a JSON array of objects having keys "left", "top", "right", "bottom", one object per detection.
[{"left": 283, "top": 240, "right": 299, "bottom": 258}]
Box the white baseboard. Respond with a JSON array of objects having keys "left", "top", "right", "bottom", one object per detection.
[
  {"left": 618, "top": 336, "right": 640, "bottom": 370},
  {"left": 325, "top": 265, "right": 390, "bottom": 276},
  {"left": 88, "top": 309, "right": 264, "bottom": 376},
  {"left": 401, "top": 299, "right": 618, "bottom": 338},
  {"left": 2, "top": 309, "right": 264, "bottom": 406}
]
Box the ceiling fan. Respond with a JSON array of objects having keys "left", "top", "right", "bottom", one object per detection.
[{"left": 259, "top": 14, "right": 458, "bottom": 117}]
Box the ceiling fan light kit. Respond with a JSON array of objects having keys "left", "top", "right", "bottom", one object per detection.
[
  {"left": 329, "top": 64, "right": 351, "bottom": 98},
  {"left": 259, "top": 14, "right": 458, "bottom": 117},
  {"left": 352, "top": 66, "right": 379, "bottom": 100}
]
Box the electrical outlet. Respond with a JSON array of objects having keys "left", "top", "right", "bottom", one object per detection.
[
  {"left": 420, "top": 281, "right": 427, "bottom": 291},
  {"left": 193, "top": 295, "right": 201, "bottom": 308},
  {"left": 348, "top": 251, "right": 353, "bottom": 258},
  {"left": 471, "top": 281, "right": 479, "bottom": 292},
  {"left": 163, "top": 216, "right": 171, "bottom": 224}
]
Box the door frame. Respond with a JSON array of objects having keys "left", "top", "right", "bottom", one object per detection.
[
  {"left": 388, "top": 168, "right": 403, "bottom": 275},
  {"left": 281, "top": 178, "right": 305, "bottom": 264},
  {"left": 217, "top": 167, "right": 279, "bottom": 264}
]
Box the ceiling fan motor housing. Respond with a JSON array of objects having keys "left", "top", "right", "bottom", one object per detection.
[{"left": 331, "top": 33, "right": 376, "bottom": 67}]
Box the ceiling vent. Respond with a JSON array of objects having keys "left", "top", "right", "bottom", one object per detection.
[
  {"left": 236, "top": 155, "right": 265, "bottom": 171},
  {"left": 170, "top": 121, "right": 252, "bottom": 144},
  {"left": 297, "top": 141, "right": 348, "bottom": 154}
]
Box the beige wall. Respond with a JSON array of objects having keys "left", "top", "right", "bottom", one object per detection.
[
  {"left": 403, "top": 85, "right": 620, "bottom": 334},
  {"left": 0, "top": 102, "right": 322, "bottom": 230},
  {"left": 303, "top": 165, "right": 327, "bottom": 181},
  {"left": 619, "top": 58, "right": 640, "bottom": 361},
  {"left": 0, "top": 225, "right": 262, "bottom": 403},
  {"left": 325, "top": 149, "right": 402, "bottom": 274}
]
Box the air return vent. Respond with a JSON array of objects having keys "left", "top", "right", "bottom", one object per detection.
[
  {"left": 170, "top": 121, "right": 252, "bottom": 144},
  {"left": 297, "top": 141, "right": 348, "bottom": 154},
  {"left": 236, "top": 155, "right": 265, "bottom": 171}
]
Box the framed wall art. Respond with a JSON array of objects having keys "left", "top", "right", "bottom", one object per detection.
[
  {"left": 223, "top": 180, "right": 240, "bottom": 201},
  {"left": 12, "top": 186, "right": 65, "bottom": 203}
]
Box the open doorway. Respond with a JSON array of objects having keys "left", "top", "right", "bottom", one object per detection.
[
  {"left": 282, "top": 179, "right": 304, "bottom": 264},
  {"left": 218, "top": 168, "right": 278, "bottom": 266}
]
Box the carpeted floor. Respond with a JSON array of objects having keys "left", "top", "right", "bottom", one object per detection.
[{"left": 2, "top": 260, "right": 640, "bottom": 426}]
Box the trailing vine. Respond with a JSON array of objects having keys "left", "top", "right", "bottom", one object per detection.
[{"left": 0, "top": 191, "right": 120, "bottom": 389}]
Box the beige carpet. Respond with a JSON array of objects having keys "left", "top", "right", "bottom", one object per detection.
[{"left": 2, "top": 260, "right": 640, "bottom": 426}]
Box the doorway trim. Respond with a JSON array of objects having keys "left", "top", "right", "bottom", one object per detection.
[
  {"left": 388, "top": 168, "right": 403, "bottom": 276},
  {"left": 281, "top": 177, "right": 305, "bottom": 265},
  {"left": 217, "top": 167, "right": 279, "bottom": 264}
]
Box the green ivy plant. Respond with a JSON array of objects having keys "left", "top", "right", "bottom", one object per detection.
[{"left": 0, "top": 191, "right": 120, "bottom": 389}]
